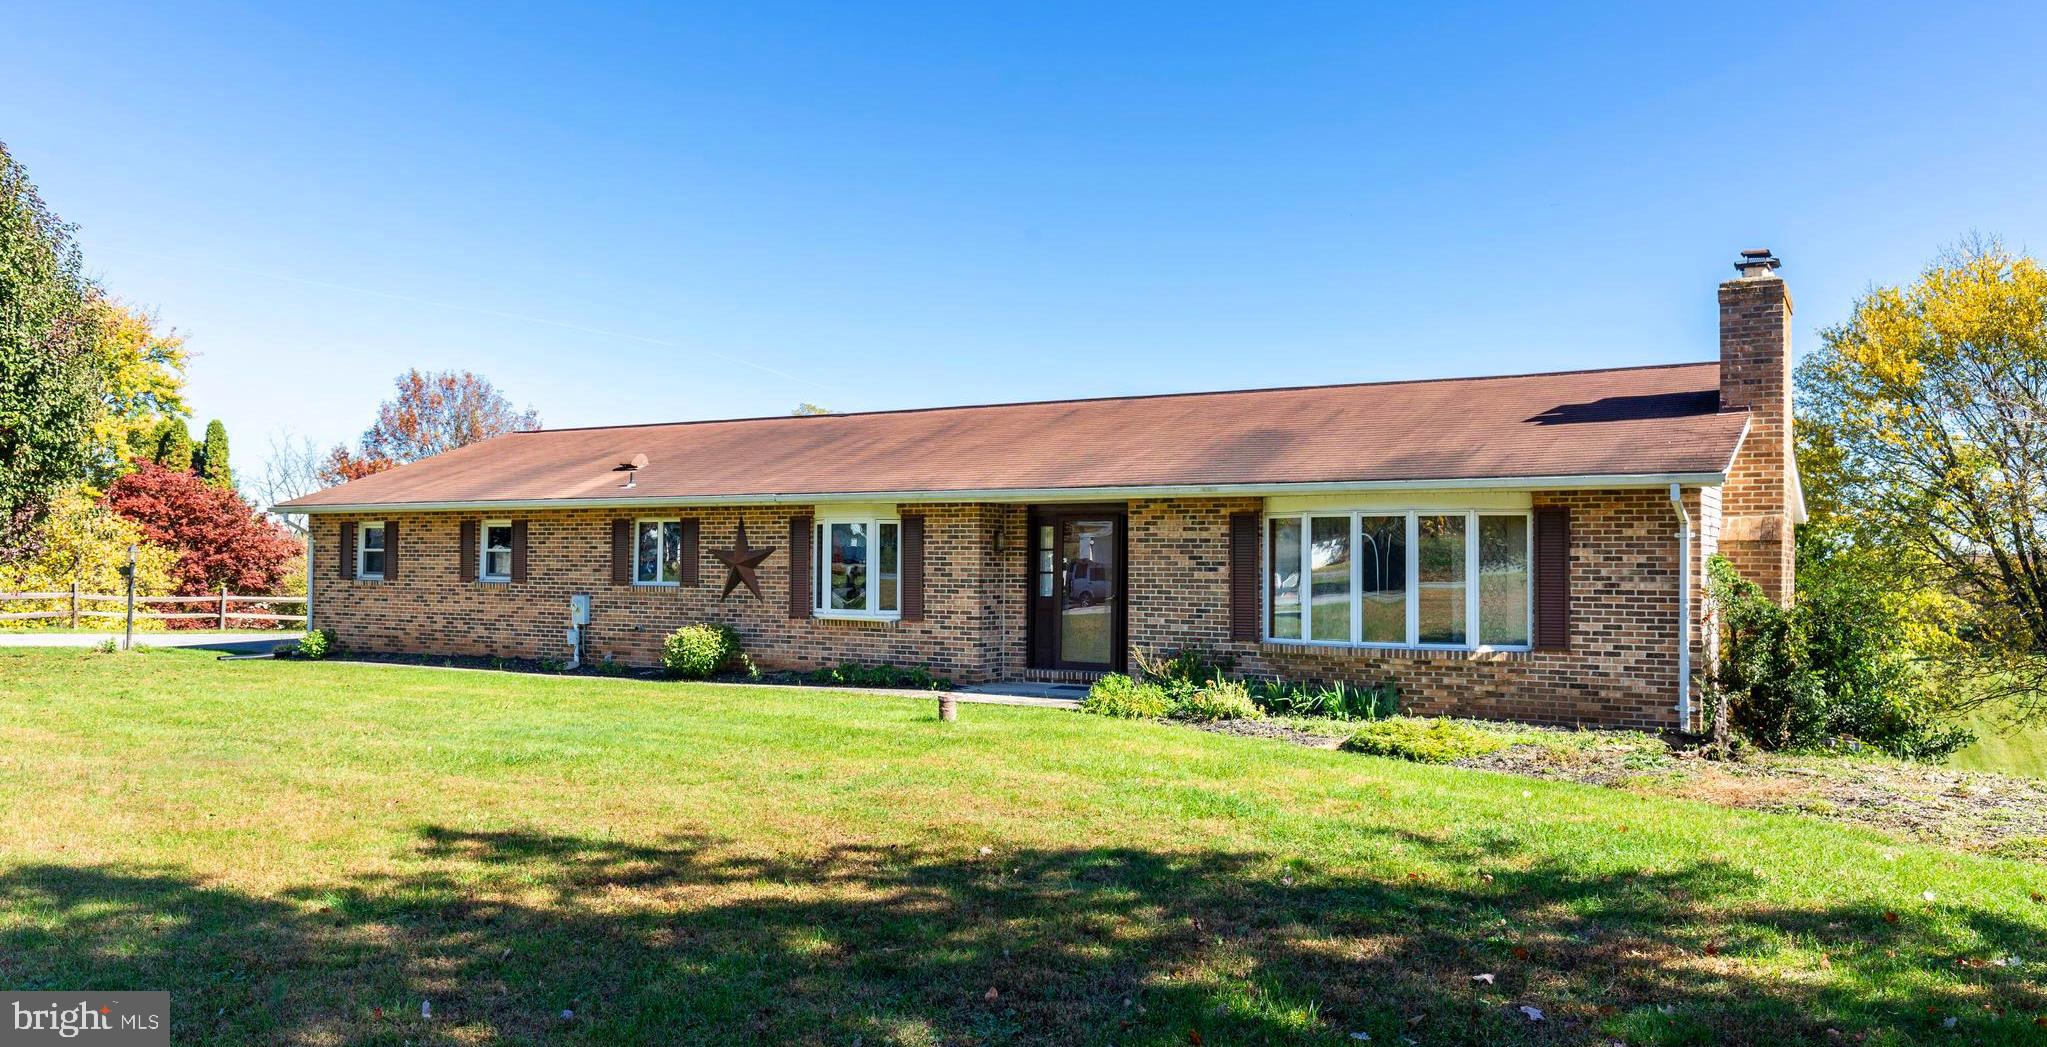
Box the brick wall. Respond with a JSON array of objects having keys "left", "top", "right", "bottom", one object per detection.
[
  {"left": 1718, "top": 272, "right": 1796, "bottom": 603},
  {"left": 1125, "top": 490, "right": 1711, "bottom": 731},
  {"left": 312, "top": 503, "right": 1029, "bottom": 682},
  {"left": 313, "top": 488, "right": 1711, "bottom": 730}
]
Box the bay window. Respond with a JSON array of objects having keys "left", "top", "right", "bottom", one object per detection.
[
  {"left": 816, "top": 516, "right": 900, "bottom": 618},
  {"left": 1265, "top": 510, "right": 1531, "bottom": 650}
]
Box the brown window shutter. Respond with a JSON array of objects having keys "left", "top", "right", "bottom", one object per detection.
[
  {"left": 1228, "top": 512, "right": 1261, "bottom": 642},
  {"left": 611, "top": 519, "right": 632, "bottom": 585},
  {"left": 900, "top": 514, "right": 925, "bottom": 621},
  {"left": 1534, "top": 506, "right": 1571, "bottom": 651},
  {"left": 384, "top": 520, "right": 400, "bottom": 580},
  {"left": 339, "top": 521, "right": 357, "bottom": 580},
  {"left": 510, "top": 520, "right": 529, "bottom": 583},
  {"left": 458, "top": 520, "right": 478, "bottom": 580},
  {"left": 787, "top": 515, "right": 812, "bottom": 618},
  {"left": 679, "top": 519, "right": 699, "bottom": 585}
]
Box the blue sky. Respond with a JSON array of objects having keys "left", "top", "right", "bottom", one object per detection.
[{"left": 7, "top": 2, "right": 2047, "bottom": 481}]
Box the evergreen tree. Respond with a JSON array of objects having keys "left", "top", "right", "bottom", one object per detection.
[
  {"left": 153, "top": 419, "right": 193, "bottom": 471},
  {"left": 198, "top": 419, "right": 231, "bottom": 487}
]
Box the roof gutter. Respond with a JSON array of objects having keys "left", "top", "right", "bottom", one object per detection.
[{"left": 276, "top": 471, "right": 1730, "bottom": 515}]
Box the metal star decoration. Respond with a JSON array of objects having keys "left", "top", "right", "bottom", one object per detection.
[{"left": 713, "top": 521, "right": 776, "bottom": 600}]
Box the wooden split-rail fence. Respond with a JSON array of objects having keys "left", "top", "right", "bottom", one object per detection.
[{"left": 0, "top": 584, "right": 306, "bottom": 631}]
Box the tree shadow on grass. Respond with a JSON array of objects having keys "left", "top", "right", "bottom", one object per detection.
[{"left": 2, "top": 825, "right": 2043, "bottom": 1044}]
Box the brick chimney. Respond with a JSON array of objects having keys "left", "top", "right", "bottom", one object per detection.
[{"left": 1717, "top": 248, "right": 1796, "bottom": 603}]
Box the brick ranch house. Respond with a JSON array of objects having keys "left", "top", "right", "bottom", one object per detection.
[{"left": 279, "top": 250, "right": 1803, "bottom": 731}]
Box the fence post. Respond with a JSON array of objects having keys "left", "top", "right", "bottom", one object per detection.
[
  {"left": 69, "top": 581, "right": 79, "bottom": 630},
  {"left": 218, "top": 585, "right": 229, "bottom": 631},
  {"left": 122, "top": 544, "right": 137, "bottom": 651}
]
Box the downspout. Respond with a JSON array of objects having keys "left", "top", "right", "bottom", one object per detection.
[
  {"left": 1668, "top": 483, "right": 1693, "bottom": 731},
  {"left": 304, "top": 533, "right": 314, "bottom": 634}
]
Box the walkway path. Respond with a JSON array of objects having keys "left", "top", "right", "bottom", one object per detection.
[{"left": 0, "top": 631, "right": 288, "bottom": 655}]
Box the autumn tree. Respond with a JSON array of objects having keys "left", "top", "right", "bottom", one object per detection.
[
  {"left": 319, "top": 369, "right": 539, "bottom": 484},
  {"left": 86, "top": 300, "right": 189, "bottom": 487},
  {"left": 362, "top": 368, "right": 539, "bottom": 461},
  {"left": 103, "top": 462, "right": 300, "bottom": 596},
  {"left": 315, "top": 446, "right": 396, "bottom": 487},
  {"left": 0, "top": 140, "right": 104, "bottom": 561},
  {"left": 1796, "top": 237, "right": 2047, "bottom": 719},
  {"left": 197, "top": 419, "right": 232, "bottom": 488},
  {"left": 0, "top": 489, "right": 177, "bottom": 622}
]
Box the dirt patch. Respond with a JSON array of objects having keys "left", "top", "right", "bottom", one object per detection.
[
  {"left": 1458, "top": 740, "right": 2047, "bottom": 859},
  {"left": 1194, "top": 718, "right": 1346, "bottom": 749}
]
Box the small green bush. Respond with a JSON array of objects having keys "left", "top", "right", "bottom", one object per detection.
[
  {"left": 1170, "top": 679, "right": 1261, "bottom": 722},
  {"left": 805, "top": 662, "right": 952, "bottom": 690},
  {"left": 1342, "top": 717, "right": 1510, "bottom": 763},
  {"left": 663, "top": 624, "right": 740, "bottom": 679},
  {"left": 1082, "top": 673, "right": 1172, "bottom": 718},
  {"left": 594, "top": 655, "right": 629, "bottom": 677},
  {"left": 294, "top": 629, "right": 334, "bottom": 660}
]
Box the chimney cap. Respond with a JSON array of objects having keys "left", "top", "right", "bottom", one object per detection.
[
  {"left": 613, "top": 453, "right": 650, "bottom": 472},
  {"left": 1734, "top": 249, "right": 1781, "bottom": 277}
]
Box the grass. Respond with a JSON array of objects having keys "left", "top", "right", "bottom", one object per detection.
[
  {"left": 1949, "top": 710, "right": 2047, "bottom": 779},
  {"left": 1, "top": 649, "right": 2045, "bottom": 1045}
]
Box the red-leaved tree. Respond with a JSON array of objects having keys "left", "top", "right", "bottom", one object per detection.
[
  {"left": 315, "top": 370, "right": 537, "bottom": 486},
  {"left": 316, "top": 446, "right": 396, "bottom": 487},
  {"left": 104, "top": 461, "right": 301, "bottom": 596}
]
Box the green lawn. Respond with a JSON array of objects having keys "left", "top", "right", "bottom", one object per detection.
[
  {"left": 1950, "top": 711, "right": 2047, "bottom": 779},
  {"left": 2, "top": 650, "right": 2045, "bottom": 1045}
]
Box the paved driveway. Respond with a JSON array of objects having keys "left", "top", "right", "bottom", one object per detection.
[{"left": 0, "top": 631, "right": 290, "bottom": 655}]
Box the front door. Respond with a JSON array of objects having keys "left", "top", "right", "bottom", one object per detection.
[{"left": 1029, "top": 509, "right": 1125, "bottom": 671}]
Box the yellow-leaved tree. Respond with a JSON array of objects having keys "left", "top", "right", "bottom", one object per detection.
[
  {"left": 0, "top": 488, "right": 176, "bottom": 628},
  {"left": 87, "top": 300, "right": 189, "bottom": 490},
  {"left": 1796, "top": 237, "right": 2047, "bottom": 720}
]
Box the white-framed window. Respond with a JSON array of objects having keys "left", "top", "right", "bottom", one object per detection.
[
  {"left": 357, "top": 522, "right": 387, "bottom": 581},
  {"left": 481, "top": 520, "right": 513, "bottom": 582},
  {"left": 1265, "top": 509, "right": 1530, "bottom": 651},
  {"left": 634, "top": 519, "right": 685, "bottom": 585},
  {"left": 815, "top": 515, "right": 900, "bottom": 619}
]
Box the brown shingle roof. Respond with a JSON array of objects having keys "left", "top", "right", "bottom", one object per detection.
[{"left": 277, "top": 361, "right": 1748, "bottom": 510}]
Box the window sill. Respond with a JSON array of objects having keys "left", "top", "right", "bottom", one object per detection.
[
  {"left": 479, "top": 577, "right": 512, "bottom": 585},
  {"left": 632, "top": 581, "right": 680, "bottom": 588},
  {"left": 813, "top": 611, "right": 902, "bottom": 624},
  {"left": 1258, "top": 640, "right": 1535, "bottom": 662}
]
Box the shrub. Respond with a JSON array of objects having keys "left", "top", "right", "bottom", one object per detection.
[
  {"left": 805, "top": 662, "right": 952, "bottom": 690},
  {"left": 594, "top": 654, "right": 628, "bottom": 677},
  {"left": 662, "top": 624, "right": 739, "bottom": 679},
  {"left": 294, "top": 628, "right": 333, "bottom": 660},
  {"left": 1170, "top": 679, "right": 1261, "bottom": 722},
  {"left": 1708, "top": 556, "right": 1970, "bottom": 759},
  {"left": 1081, "top": 673, "right": 1172, "bottom": 718},
  {"left": 1342, "top": 717, "right": 1509, "bottom": 764}
]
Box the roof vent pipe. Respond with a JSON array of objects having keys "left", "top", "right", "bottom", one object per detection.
[{"left": 615, "top": 453, "right": 649, "bottom": 489}]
